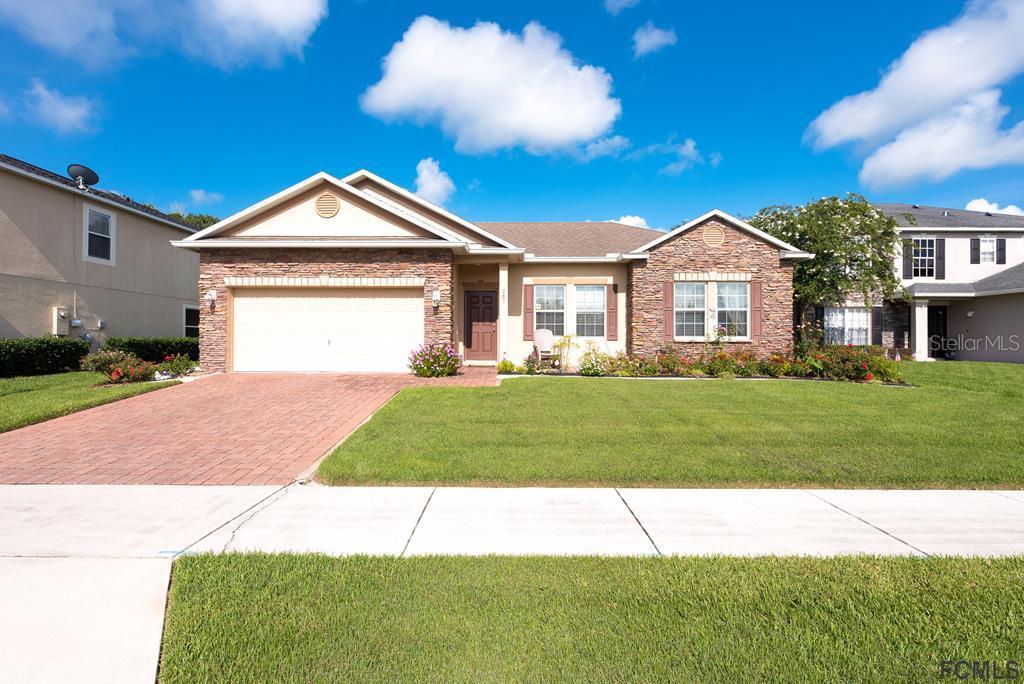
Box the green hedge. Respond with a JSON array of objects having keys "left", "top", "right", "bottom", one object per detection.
[
  {"left": 103, "top": 337, "right": 199, "bottom": 362},
  {"left": 0, "top": 336, "right": 90, "bottom": 377}
]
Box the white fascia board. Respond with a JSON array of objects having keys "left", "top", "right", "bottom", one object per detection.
[
  {"left": 522, "top": 253, "right": 646, "bottom": 263},
  {"left": 909, "top": 288, "right": 1024, "bottom": 298},
  {"left": 0, "top": 160, "right": 195, "bottom": 233},
  {"left": 182, "top": 171, "right": 462, "bottom": 244},
  {"left": 631, "top": 209, "right": 804, "bottom": 254},
  {"left": 170, "top": 239, "right": 468, "bottom": 252},
  {"left": 781, "top": 251, "right": 815, "bottom": 261},
  {"left": 341, "top": 169, "right": 518, "bottom": 249}
]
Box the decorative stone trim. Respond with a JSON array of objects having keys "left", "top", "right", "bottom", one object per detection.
[
  {"left": 223, "top": 276, "right": 427, "bottom": 288},
  {"left": 674, "top": 272, "right": 751, "bottom": 282}
]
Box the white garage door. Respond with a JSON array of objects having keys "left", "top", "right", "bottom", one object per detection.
[{"left": 232, "top": 288, "right": 424, "bottom": 372}]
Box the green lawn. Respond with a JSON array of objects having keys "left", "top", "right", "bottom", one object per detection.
[
  {"left": 0, "top": 371, "right": 177, "bottom": 433},
  {"left": 318, "top": 361, "right": 1024, "bottom": 488},
  {"left": 160, "top": 554, "right": 1024, "bottom": 683}
]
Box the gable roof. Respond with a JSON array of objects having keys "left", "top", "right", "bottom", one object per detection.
[
  {"left": 477, "top": 221, "right": 662, "bottom": 258},
  {"left": 875, "top": 203, "right": 1024, "bottom": 229},
  {"left": 0, "top": 153, "right": 194, "bottom": 232},
  {"left": 630, "top": 209, "right": 812, "bottom": 259},
  {"left": 342, "top": 169, "right": 516, "bottom": 248},
  {"left": 182, "top": 171, "right": 466, "bottom": 244}
]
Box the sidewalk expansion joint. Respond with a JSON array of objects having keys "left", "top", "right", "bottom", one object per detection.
[
  {"left": 615, "top": 488, "right": 663, "bottom": 556},
  {"left": 805, "top": 490, "right": 931, "bottom": 558},
  {"left": 401, "top": 487, "right": 436, "bottom": 557},
  {"left": 175, "top": 483, "right": 291, "bottom": 557}
]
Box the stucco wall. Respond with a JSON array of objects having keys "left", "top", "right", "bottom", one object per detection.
[
  {"left": 627, "top": 218, "right": 794, "bottom": 358},
  {"left": 899, "top": 231, "right": 1024, "bottom": 286},
  {"left": 0, "top": 167, "right": 198, "bottom": 344},
  {"left": 946, "top": 295, "right": 1024, "bottom": 363},
  {"left": 198, "top": 248, "right": 454, "bottom": 372}
]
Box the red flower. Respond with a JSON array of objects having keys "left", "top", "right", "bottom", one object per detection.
[
  {"left": 864, "top": 372, "right": 874, "bottom": 381},
  {"left": 165, "top": 355, "right": 174, "bottom": 361},
  {"left": 860, "top": 362, "right": 869, "bottom": 370},
  {"left": 110, "top": 368, "right": 122, "bottom": 382}
]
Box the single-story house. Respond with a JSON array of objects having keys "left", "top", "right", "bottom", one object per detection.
[{"left": 173, "top": 170, "right": 812, "bottom": 372}]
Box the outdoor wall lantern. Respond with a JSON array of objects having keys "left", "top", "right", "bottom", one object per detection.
[
  {"left": 204, "top": 290, "right": 218, "bottom": 308},
  {"left": 431, "top": 289, "right": 441, "bottom": 310}
]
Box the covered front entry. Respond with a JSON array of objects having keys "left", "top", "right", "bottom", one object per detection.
[
  {"left": 231, "top": 287, "right": 424, "bottom": 372},
  {"left": 464, "top": 290, "right": 498, "bottom": 360}
]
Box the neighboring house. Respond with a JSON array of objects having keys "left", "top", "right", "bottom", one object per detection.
[
  {"left": 821, "top": 204, "right": 1024, "bottom": 363},
  {"left": 0, "top": 155, "right": 200, "bottom": 346},
  {"left": 173, "top": 170, "right": 811, "bottom": 373}
]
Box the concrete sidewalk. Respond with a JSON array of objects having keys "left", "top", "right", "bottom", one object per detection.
[{"left": 2, "top": 483, "right": 1023, "bottom": 683}]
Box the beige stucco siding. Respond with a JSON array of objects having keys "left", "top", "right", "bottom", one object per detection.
[
  {"left": 0, "top": 168, "right": 198, "bottom": 343},
  {"left": 454, "top": 262, "right": 628, "bottom": 364},
  {"left": 946, "top": 295, "right": 1024, "bottom": 363},
  {"left": 899, "top": 232, "right": 1024, "bottom": 287}
]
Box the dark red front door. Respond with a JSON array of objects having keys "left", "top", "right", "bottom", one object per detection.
[{"left": 465, "top": 290, "right": 497, "bottom": 360}]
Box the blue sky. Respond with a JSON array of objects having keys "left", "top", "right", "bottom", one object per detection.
[{"left": 1, "top": 0, "right": 1023, "bottom": 228}]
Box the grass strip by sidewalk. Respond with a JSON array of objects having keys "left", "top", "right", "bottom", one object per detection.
[
  {"left": 0, "top": 371, "right": 177, "bottom": 433},
  {"left": 317, "top": 361, "right": 1024, "bottom": 488},
  {"left": 160, "top": 554, "right": 1024, "bottom": 683}
]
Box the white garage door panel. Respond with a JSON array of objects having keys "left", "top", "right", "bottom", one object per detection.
[{"left": 232, "top": 288, "right": 424, "bottom": 372}]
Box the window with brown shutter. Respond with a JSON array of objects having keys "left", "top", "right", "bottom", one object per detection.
[
  {"left": 751, "top": 282, "right": 763, "bottom": 341},
  {"left": 523, "top": 284, "right": 534, "bottom": 340}
]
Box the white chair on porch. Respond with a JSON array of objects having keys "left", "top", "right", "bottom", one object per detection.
[{"left": 534, "top": 328, "right": 555, "bottom": 364}]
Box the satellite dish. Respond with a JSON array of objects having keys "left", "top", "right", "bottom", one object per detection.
[{"left": 67, "top": 163, "right": 99, "bottom": 190}]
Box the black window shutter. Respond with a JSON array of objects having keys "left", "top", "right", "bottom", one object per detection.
[
  {"left": 997, "top": 238, "right": 1006, "bottom": 264},
  {"left": 935, "top": 239, "right": 946, "bottom": 280},
  {"left": 970, "top": 238, "right": 980, "bottom": 264},
  {"left": 813, "top": 306, "right": 824, "bottom": 334},
  {"left": 871, "top": 306, "right": 883, "bottom": 346},
  {"left": 902, "top": 241, "right": 913, "bottom": 278}
]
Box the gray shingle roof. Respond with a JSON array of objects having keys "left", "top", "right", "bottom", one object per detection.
[
  {"left": 476, "top": 221, "right": 663, "bottom": 257},
  {"left": 975, "top": 262, "right": 1024, "bottom": 294},
  {"left": 0, "top": 154, "right": 193, "bottom": 231},
  {"left": 907, "top": 282, "right": 975, "bottom": 295},
  {"left": 875, "top": 203, "right": 1024, "bottom": 228}
]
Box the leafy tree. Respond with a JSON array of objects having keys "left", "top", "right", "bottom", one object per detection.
[
  {"left": 748, "top": 194, "right": 904, "bottom": 326},
  {"left": 168, "top": 212, "right": 219, "bottom": 230}
]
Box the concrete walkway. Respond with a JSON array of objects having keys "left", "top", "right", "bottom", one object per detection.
[{"left": 2, "top": 484, "right": 1023, "bottom": 683}]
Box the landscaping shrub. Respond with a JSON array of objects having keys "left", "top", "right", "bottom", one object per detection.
[
  {"left": 804, "top": 345, "right": 903, "bottom": 383},
  {"left": 103, "top": 337, "right": 199, "bottom": 362},
  {"left": 497, "top": 359, "right": 516, "bottom": 374},
  {"left": 157, "top": 354, "right": 196, "bottom": 377},
  {"left": 409, "top": 343, "right": 463, "bottom": 377},
  {"left": 0, "top": 336, "right": 90, "bottom": 377},
  {"left": 578, "top": 349, "right": 611, "bottom": 377},
  {"left": 81, "top": 349, "right": 137, "bottom": 381},
  {"left": 109, "top": 359, "right": 156, "bottom": 383}
]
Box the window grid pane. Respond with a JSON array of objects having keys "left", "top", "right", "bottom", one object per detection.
[
  {"left": 980, "top": 238, "right": 996, "bottom": 263},
  {"left": 716, "top": 283, "right": 749, "bottom": 337},
  {"left": 824, "top": 307, "right": 869, "bottom": 346},
  {"left": 912, "top": 238, "right": 935, "bottom": 277},
  {"left": 87, "top": 233, "right": 111, "bottom": 260},
  {"left": 535, "top": 312, "right": 564, "bottom": 336},
  {"left": 673, "top": 282, "right": 707, "bottom": 337}
]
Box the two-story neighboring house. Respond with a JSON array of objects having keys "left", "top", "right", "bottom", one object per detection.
[
  {"left": 821, "top": 204, "right": 1024, "bottom": 363},
  {"left": 0, "top": 154, "right": 200, "bottom": 347}
]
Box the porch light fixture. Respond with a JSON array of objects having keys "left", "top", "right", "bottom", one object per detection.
[
  {"left": 204, "top": 290, "right": 218, "bottom": 306},
  {"left": 431, "top": 290, "right": 441, "bottom": 309},
  {"left": 967, "top": 310, "right": 975, "bottom": 318}
]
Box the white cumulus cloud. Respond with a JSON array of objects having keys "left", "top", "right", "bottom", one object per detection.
[
  {"left": 189, "top": 189, "right": 223, "bottom": 205},
  {"left": 858, "top": 90, "right": 1024, "bottom": 189},
  {"left": 628, "top": 135, "right": 705, "bottom": 175},
  {"left": 605, "top": 0, "right": 640, "bottom": 15},
  {"left": 414, "top": 157, "right": 455, "bottom": 206},
  {"left": 0, "top": 0, "right": 326, "bottom": 69},
  {"left": 633, "top": 21, "right": 676, "bottom": 58},
  {"left": 611, "top": 215, "right": 649, "bottom": 228},
  {"left": 361, "top": 16, "right": 622, "bottom": 155},
  {"left": 24, "top": 78, "right": 98, "bottom": 134},
  {"left": 576, "top": 135, "right": 632, "bottom": 161},
  {"left": 966, "top": 198, "right": 1024, "bottom": 216}
]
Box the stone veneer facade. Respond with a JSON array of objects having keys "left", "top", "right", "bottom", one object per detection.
[
  {"left": 198, "top": 248, "right": 454, "bottom": 372},
  {"left": 627, "top": 218, "right": 795, "bottom": 358}
]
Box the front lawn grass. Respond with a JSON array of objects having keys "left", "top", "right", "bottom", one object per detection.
[
  {"left": 160, "top": 554, "right": 1024, "bottom": 683},
  {"left": 0, "top": 371, "right": 177, "bottom": 433},
  {"left": 318, "top": 361, "right": 1024, "bottom": 488}
]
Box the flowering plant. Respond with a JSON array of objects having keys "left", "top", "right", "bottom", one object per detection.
[
  {"left": 157, "top": 354, "right": 195, "bottom": 377},
  {"left": 408, "top": 343, "right": 463, "bottom": 377}
]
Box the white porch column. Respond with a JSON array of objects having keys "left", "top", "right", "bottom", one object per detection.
[
  {"left": 498, "top": 262, "right": 509, "bottom": 362},
  {"left": 911, "top": 299, "right": 931, "bottom": 361}
]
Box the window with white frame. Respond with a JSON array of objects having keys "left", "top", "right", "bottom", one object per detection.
[
  {"left": 716, "top": 282, "right": 749, "bottom": 338},
  {"left": 534, "top": 285, "right": 565, "bottom": 336},
  {"left": 83, "top": 206, "right": 115, "bottom": 264},
  {"left": 980, "top": 236, "right": 996, "bottom": 264},
  {"left": 912, "top": 237, "right": 935, "bottom": 277},
  {"left": 184, "top": 306, "right": 200, "bottom": 338},
  {"left": 824, "top": 307, "right": 869, "bottom": 345},
  {"left": 674, "top": 282, "right": 706, "bottom": 338},
  {"left": 574, "top": 285, "right": 605, "bottom": 337}
]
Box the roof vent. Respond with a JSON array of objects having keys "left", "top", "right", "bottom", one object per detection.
[
  {"left": 986, "top": 212, "right": 993, "bottom": 216},
  {"left": 315, "top": 192, "right": 340, "bottom": 218},
  {"left": 912, "top": 204, "right": 920, "bottom": 209},
  {"left": 702, "top": 224, "right": 725, "bottom": 248},
  {"left": 943, "top": 210, "right": 950, "bottom": 217}
]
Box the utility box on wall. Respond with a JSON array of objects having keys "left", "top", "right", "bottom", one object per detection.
[{"left": 51, "top": 307, "right": 70, "bottom": 336}]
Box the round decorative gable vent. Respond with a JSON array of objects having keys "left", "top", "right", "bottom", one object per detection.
[
  {"left": 315, "top": 192, "right": 340, "bottom": 218},
  {"left": 702, "top": 224, "right": 725, "bottom": 247}
]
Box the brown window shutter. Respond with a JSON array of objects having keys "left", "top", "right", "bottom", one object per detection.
[
  {"left": 523, "top": 284, "right": 534, "bottom": 341},
  {"left": 751, "top": 281, "right": 763, "bottom": 341},
  {"left": 663, "top": 282, "right": 675, "bottom": 339},
  {"left": 606, "top": 283, "right": 618, "bottom": 341}
]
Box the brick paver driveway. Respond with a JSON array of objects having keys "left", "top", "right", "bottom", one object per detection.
[{"left": 0, "top": 369, "right": 495, "bottom": 486}]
